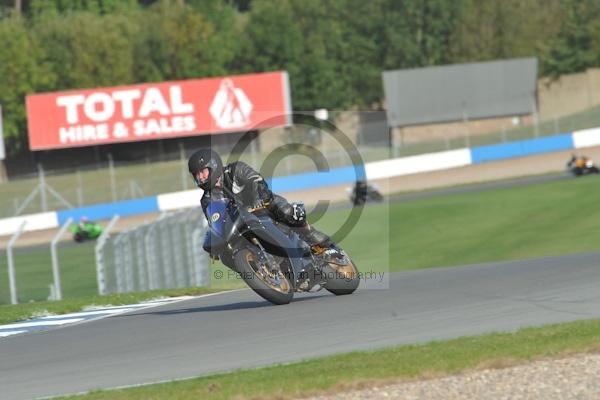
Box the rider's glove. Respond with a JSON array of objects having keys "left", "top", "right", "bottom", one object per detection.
[{"left": 291, "top": 202, "right": 306, "bottom": 223}]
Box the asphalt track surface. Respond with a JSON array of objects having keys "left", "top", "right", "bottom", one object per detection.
[
  {"left": 1, "top": 251, "right": 600, "bottom": 399},
  {"left": 2, "top": 171, "right": 598, "bottom": 399}
]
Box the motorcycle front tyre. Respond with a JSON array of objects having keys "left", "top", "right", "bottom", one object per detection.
[{"left": 234, "top": 248, "right": 294, "bottom": 305}]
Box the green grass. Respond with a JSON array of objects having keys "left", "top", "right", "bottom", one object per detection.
[
  {"left": 56, "top": 318, "right": 600, "bottom": 399},
  {"left": 314, "top": 174, "right": 600, "bottom": 271},
  {"left": 396, "top": 174, "right": 600, "bottom": 269}
]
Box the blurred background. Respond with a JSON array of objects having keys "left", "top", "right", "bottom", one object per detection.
[{"left": 1, "top": 0, "right": 600, "bottom": 216}]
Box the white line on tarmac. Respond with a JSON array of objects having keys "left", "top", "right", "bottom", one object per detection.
[
  {"left": 39, "top": 309, "right": 136, "bottom": 319},
  {"left": 0, "top": 330, "right": 27, "bottom": 337},
  {"left": 79, "top": 296, "right": 196, "bottom": 312},
  {"left": 0, "top": 290, "right": 247, "bottom": 341},
  {"left": 62, "top": 289, "right": 248, "bottom": 330},
  {"left": 0, "top": 318, "right": 84, "bottom": 330}
]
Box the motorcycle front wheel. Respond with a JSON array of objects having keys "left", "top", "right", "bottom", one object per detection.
[
  {"left": 234, "top": 248, "right": 294, "bottom": 305},
  {"left": 321, "top": 255, "right": 360, "bottom": 295}
]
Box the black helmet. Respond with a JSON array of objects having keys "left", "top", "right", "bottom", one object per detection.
[{"left": 188, "top": 148, "right": 223, "bottom": 189}]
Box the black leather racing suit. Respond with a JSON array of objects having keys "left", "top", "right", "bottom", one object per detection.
[{"left": 200, "top": 161, "right": 334, "bottom": 248}]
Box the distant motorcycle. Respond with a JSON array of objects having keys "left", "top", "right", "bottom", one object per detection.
[
  {"left": 567, "top": 156, "right": 599, "bottom": 177},
  {"left": 348, "top": 181, "right": 383, "bottom": 205},
  {"left": 70, "top": 222, "right": 103, "bottom": 243},
  {"left": 203, "top": 189, "right": 360, "bottom": 305}
]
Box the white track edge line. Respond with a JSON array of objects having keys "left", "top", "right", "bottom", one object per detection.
[
  {"left": 2, "top": 289, "right": 247, "bottom": 340},
  {"left": 41, "top": 289, "right": 248, "bottom": 331}
]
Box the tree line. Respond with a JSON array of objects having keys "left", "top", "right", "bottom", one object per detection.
[{"left": 1, "top": 0, "right": 600, "bottom": 155}]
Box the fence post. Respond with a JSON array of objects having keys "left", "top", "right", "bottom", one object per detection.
[
  {"left": 443, "top": 132, "right": 450, "bottom": 150},
  {"left": 108, "top": 153, "right": 117, "bottom": 202},
  {"left": 184, "top": 210, "right": 196, "bottom": 286},
  {"left": 38, "top": 164, "right": 48, "bottom": 212},
  {"left": 159, "top": 216, "right": 175, "bottom": 288},
  {"left": 144, "top": 213, "right": 167, "bottom": 290},
  {"left": 393, "top": 128, "right": 401, "bottom": 158},
  {"left": 532, "top": 99, "right": 540, "bottom": 138},
  {"left": 114, "top": 233, "right": 126, "bottom": 293},
  {"left": 462, "top": 105, "right": 471, "bottom": 148},
  {"left": 144, "top": 221, "right": 158, "bottom": 290},
  {"left": 6, "top": 221, "right": 27, "bottom": 305},
  {"left": 50, "top": 217, "right": 73, "bottom": 301},
  {"left": 134, "top": 226, "right": 148, "bottom": 291},
  {"left": 179, "top": 142, "right": 188, "bottom": 191},
  {"left": 124, "top": 233, "right": 135, "bottom": 292},
  {"left": 95, "top": 215, "right": 120, "bottom": 295},
  {"left": 76, "top": 171, "right": 83, "bottom": 207},
  {"left": 171, "top": 213, "right": 186, "bottom": 287}
]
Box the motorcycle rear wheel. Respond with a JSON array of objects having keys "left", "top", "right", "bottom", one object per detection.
[{"left": 234, "top": 248, "right": 294, "bottom": 305}]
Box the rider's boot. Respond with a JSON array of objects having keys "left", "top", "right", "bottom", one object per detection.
[{"left": 299, "top": 223, "right": 345, "bottom": 260}]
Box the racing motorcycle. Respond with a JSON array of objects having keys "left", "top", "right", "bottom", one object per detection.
[
  {"left": 203, "top": 190, "right": 360, "bottom": 305},
  {"left": 567, "top": 156, "right": 600, "bottom": 177},
  {"left": 70, "top": 222, "right": 103, "bottom": 243},
  {"left": 347, "top": 181, "right": 384, "bottom": 206}
]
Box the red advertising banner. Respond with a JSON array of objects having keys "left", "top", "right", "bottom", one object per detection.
[{"left": 26, "top": 71, "right": 292, "bottom": 150}]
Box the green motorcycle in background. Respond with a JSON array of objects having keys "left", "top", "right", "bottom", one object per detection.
[{"left": 70, "top": 220, "right": 104, "bottom": 243}]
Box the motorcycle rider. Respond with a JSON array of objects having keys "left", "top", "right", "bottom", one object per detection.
[
  {"left": 78, "top": 216, "right": 90, "bottom": 231},
  {"left": 188, "top": 148, "right": 342, "bottom": 259},
  {"left": 567, "top": 154, "right": 589, "bottom": 169},
  {"left": 352, "top": 180, "right": 369, "bottom": 206}
]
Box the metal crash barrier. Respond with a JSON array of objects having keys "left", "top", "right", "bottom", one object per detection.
[{"left": 95, "top": 209, "right": 209, "bottom": 295}]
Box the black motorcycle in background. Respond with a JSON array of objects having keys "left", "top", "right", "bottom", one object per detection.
[
  {"left": 203, "top": 190, "right": 360, "bottom": 305},
  {"left": 567, "top": 155, "right": 600, "bottom": 176},
  {"left": 348, "top": 180, "right": 383, "bottom": 206}
]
